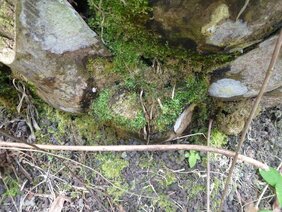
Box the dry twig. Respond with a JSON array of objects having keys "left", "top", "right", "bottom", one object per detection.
[{"left": 0, "top": 141, "right": 268, "bottom": 169}]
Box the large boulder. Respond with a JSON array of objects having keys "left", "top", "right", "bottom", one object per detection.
[
  {"left": 149, "top": 0, "right": 282, "bottom": 52},
  {"left": 0, "top": 0, "right": 109, "bottom": 113}
]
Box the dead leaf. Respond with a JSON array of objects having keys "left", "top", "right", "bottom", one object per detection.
[{"left": 49, "top": 195, "right": 70, "bottom": 212}]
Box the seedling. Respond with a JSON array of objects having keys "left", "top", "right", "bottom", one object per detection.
[
  {"left": 185, "top": 151, "right": 201, "bottom": 168},
  {"left": 259, "top": 167, "right": 282, "bottom": 208}
]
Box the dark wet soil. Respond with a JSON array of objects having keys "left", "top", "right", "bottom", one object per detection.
[{"left": 0, "top": 104, "right": 281, "bottom": 211}]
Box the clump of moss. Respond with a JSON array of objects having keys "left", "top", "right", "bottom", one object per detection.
[
  {"left": 91, "top": 89, "right": 146, "bottom": 133},
  {"left": 210, "top": 129, "right": 228, "bottom": 147},
  {"left": 96, "top": 153, "right": 129, "bottom": 179},
  {"left": 88, "top": 0, "right": 187, "bottom": 73},
  {"left": 155, "top": 75, "right": 208, "bottom": 132},
  {"left": 35, "top": 103, "right": 108, "bottom": 145},
  {"left": 0, "top": 65, "right": 18, "bottom": 109},
  {"left": 155, "top": 195, "right": 176, "bottom": 211},
  {"left": 1, "top": 176, "right": 21, "bottom": 200},
  {"left": 211, "top": 178, "right": 223, "bottom": 210},
  {"left": 95, "top": 153, "right": 129, "bottom": 201}
]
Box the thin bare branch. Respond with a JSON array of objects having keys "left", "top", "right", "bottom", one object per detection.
[
  {"left": 0, "top": 141, "right": 268, "bottom": 169},
  {"left": 220, "top": 29, "right": 282, "bottom": 211}
]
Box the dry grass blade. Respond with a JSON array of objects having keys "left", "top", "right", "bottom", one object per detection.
[
  {"left": 220, "top": 29, "right": 282, "bottom": 211},
  {"left": 207, "top": 120, "right": 213, "bottom": 212}
]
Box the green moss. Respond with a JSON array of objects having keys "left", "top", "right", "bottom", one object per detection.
[
  {"left": 155, "top": 76, "right": 208, "bottom": 132},
  {"left": 107, "top": 181, "right": 129, "bottom": 201},
  {"left": 210, "top": 129, "right": 228, "bottom": 147},
  {"left": 1, "top": 176, "right": 21, "bottom": 199},
  {"left": 0, "top": 66, "right": 18, "bottom": 110},
  {"left": 94, "top": 152, "right": 130, "bottom": 201},
  {"left": 86, "top": 0, "right": 235, "bottom": 136},
  {"left": 35, "top": 103, "right": 105, "bottom": 144},
  {"left": 88, "top": 0, "right": 234, "bottom": 74},
  {"left": 163, "top": 171, "right": 177, "bottom": 187},
  {"left": 211, "top": 178, "right": 223, "bottom": 211},
  {"left": 188, "top": 184, "right": 205, "bottom": 199},
  {"left": 96, "top": 153, "right": 129, "bottom": 179},
  {"left": 91, "top": 90, "right": 112, "bottom": 122},
  {"left": 91, "top": 89, "right": 146, "bottom": 133},
  {"left": 155, "top": 195, "right": 176, "bottom": 211},
  {"left": 88, "top": 0, "right": 185, "bottom": 72}
]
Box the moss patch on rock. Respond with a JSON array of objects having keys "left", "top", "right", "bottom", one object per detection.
[
  {"left": 86, "top": 0, "right": 236, "bottom": 137},
  {"left": 216, "top": 100, "right": 259, "bottom": 135},
  {"left": 0, "top": 65, "right": 18, "bottom": 110},
  {"left": 91, "top": 89, "right": 146, "bottom": 135},
  {"left": 35, "top": 102, "right": 118, "bottom": 145}
]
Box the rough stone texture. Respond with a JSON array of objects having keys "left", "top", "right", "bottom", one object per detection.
[
  {"left": 216, "top": 100, "right": 255, "bottom": 135},
  {"left": 149, "top": 0, "right": 282, "bottom": 52},
  {"left": 1, "top": 0, "right": 109, "bottom": 113},
  {"left": 261, "top": 87, "right": 282, "bottom": 109},
  {"left": 209, "top": 34, "right": 282, "bottom": 102},
  {"left": 0, "top": 0, "right": 15, "bottom": 64}
]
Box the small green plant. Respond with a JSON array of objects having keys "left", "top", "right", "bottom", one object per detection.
[
  {"left": 2, "top": 176, "right": 21, "bottom": 198},
  {"left": 185, "top": 151, "right": 201, "bottom": 168},
  {"left": 259, "top": 167, "right": 282, "bottom": 207}
]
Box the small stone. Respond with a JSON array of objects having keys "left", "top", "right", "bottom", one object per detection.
[
  {"left": 173, "top": 104, "right": 196, "bottom": 135},
  {"left": 208, "top": 78, "right": 248, "bottom": 98},
  {"left": 92, "top": 87, "right": 97, "bottom": 93},
  {"left": 121, "top": 152, "right": 127, "bottom": 159}
]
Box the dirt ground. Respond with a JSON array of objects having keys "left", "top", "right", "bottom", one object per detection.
[{"left": 0, "top": 103, "right": 281, "bottom": 212}]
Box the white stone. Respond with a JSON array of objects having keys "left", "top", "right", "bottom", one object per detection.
[{"left": 209, "top": 78, "right": 248, "bottom": 98}]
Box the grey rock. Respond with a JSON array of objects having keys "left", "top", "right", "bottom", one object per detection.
[
  {"left": 149, "top": 0, "right": 282, "bottom": 52},
  {"left": 209, "top": 34, "right": 282, "bottom": 103},
  {"left": 1, "top": 0, "right": 109, "bottom": 113}
]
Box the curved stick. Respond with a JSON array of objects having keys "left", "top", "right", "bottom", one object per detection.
[{"left": 0, "top": 141, "right": 268, "bottom": 169}]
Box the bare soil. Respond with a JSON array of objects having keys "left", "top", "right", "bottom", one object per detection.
[{"left": 0, "top": 104, "right": 281, "bottom": 211}]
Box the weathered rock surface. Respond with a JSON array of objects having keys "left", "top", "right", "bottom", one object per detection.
[
  {"left": 209, "top": 34, "right": 282, "bottom": 103},
  {"left": 216, "top": 100, "right": 254, "bottom": 135},
  {"left": 0, "top": 0, "right": 109, "bottom": 113},
  {"left": 262, "top": 87, "right": 282, "bottom": 108},
  {"left": 149, "top": 0, "right": 282, "bottom": 52},
  {"left": 0, "top": 0, "right": 15, "bottom": 64}
]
